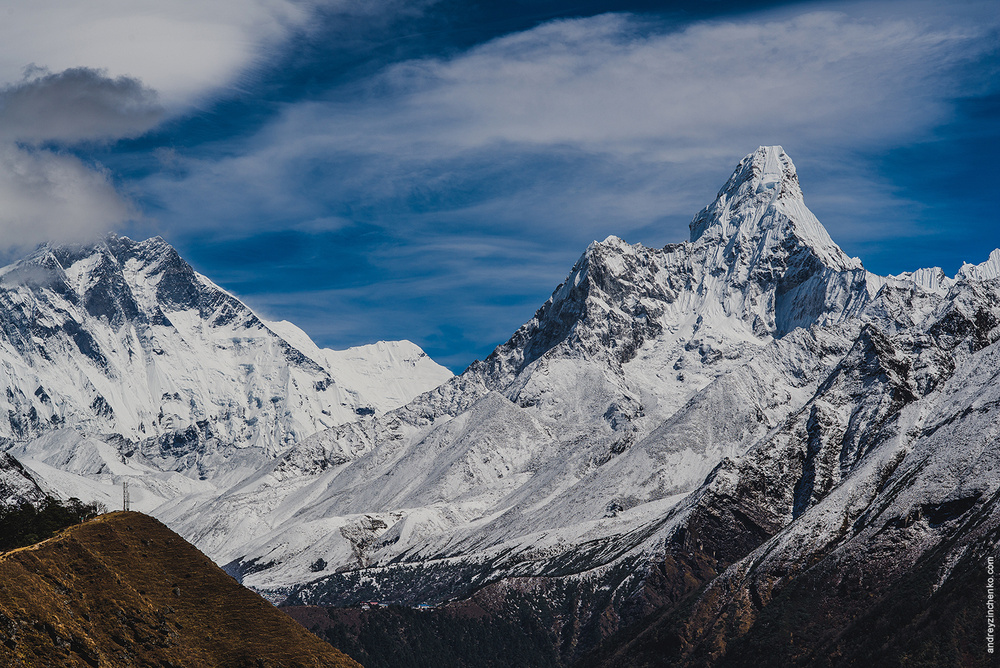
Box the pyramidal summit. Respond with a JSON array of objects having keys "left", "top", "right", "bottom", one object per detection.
[{"left": 3, "top": 146, "right": 998, "bottom": 667}]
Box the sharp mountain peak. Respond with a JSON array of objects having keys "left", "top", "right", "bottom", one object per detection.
[{"left": 688, "top": 146, "right": 860, "bottom": 272}]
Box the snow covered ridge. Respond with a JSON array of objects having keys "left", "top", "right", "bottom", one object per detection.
[
  {"left": 9, "top": 146, "right": 1000, "bottom": 660},
  {"left": 0, "top": 234, "right": 451, "bottom": 507},
  {"left": 0, "top": 451, "right": 47, "bottom": 511},
  {"left": 153, "top": 145, "right": 1000, "bottom": 609}
]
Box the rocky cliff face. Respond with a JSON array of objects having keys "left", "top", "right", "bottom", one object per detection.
[
  {"left": 584, "top": 278, "right": 1000, "bottom": 667},
  {"left": 0, "top": 452, "right": 47, "bottom": 511}
]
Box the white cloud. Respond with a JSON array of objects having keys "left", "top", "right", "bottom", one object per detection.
[
  {"left": 0, "top": 66, "right": 164, "bottom": 248},
  {"left": 143, "top": 2, "right": 999, "bottom": 249},
  {"left": 0, "top": 146, "right": 135, "bottom": 251},
  {"left": 0, "top": 0, "right": 424, "bottom": 252},
  {"left": 300, "top": 6, "right": 993, "bottom": 158},
  {"left": 0, "top": 1, "right": 316, "bottom": 249},
  {"left": 0, "top": 1, "right": 429, "bottom": 109},
  {"left": 0, "top": 1, "right": 315, "bottom": 108}
]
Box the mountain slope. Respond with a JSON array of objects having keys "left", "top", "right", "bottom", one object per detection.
[
  {"left": 0, "top": 451, "right": 47, "bottom": 510},
  {"left": 584, "top": 280, "right": 1000, "bottom": 667},
  {"left": 11, "top": 146, "right": 995, "bottom": 666},
  {"left": 173, "top": 146, "right": 1000, "bottom": 668},
  {"left": 0, "top": 234, "right": 450, "bottom": 505},
  {"left": 162, "top": 146, "right": 895, "bottom": 600},
  {"left": 0, "top": 511, "right": 361, "bottom": 667}
]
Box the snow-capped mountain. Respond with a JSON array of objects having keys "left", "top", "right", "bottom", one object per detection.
[
  {"left": 153, "top": 145, "right": 997, "bottom": 619},
  {"left": 7, "top": 146, "right": 996, "bottom": 665},
  {"left": 0, "top": 234, "right": 451, "bottom": 508},
  {"left": 590, "top": 277, "right": 1000, "bottom": 665},
  {"left": 228, "top": 148, "right": 995, "bottom": 665},
  {"left": 0, "top": 451, "right": 47, "bottom": 511}
]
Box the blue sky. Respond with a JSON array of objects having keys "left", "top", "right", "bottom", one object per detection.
[{"left": 0, "top": 0, "right": 997, "bottom": 371}]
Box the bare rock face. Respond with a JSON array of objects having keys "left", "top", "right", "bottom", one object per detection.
[{"left": 0, "top": 451, "right": 47, "bottom": 510}]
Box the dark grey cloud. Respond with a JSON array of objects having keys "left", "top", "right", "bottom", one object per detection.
[
  {"left": 0, "top": 66, "right": 163, "bottom": 143},
  {"left": 0, "top": 67, "right": 163, "bottom": 250}
]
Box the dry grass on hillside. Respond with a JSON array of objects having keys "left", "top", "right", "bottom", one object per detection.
[{"left": 0, "top": 511, "right": 362, "bottom": 667}]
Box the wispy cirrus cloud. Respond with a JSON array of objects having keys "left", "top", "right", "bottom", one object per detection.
[
  {"left": 149, "top": 3, "right": 999, "bottom": 244},
  {"left": 139, "top": 1, "right": 999, "bottom": 367},
  {"left": 283, "top": 5, "right": 994, "bottom": 154}
]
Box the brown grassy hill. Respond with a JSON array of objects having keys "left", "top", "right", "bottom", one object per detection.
[{"left": 0, "top": 511, "right": 362, "bottom": 668}]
